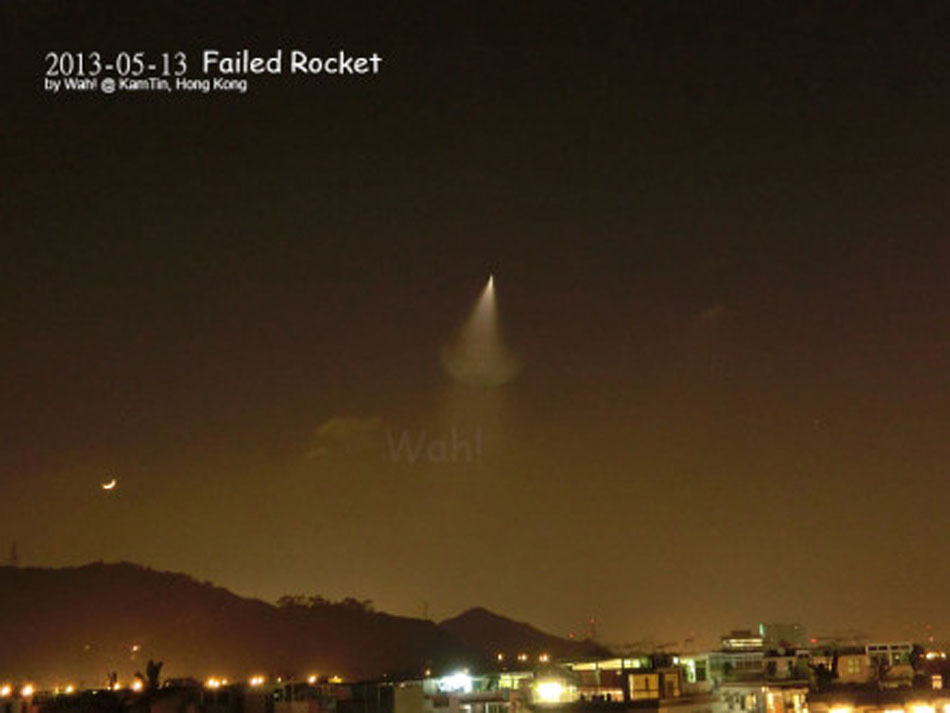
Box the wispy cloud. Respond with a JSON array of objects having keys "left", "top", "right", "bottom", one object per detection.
[{"left": 305, "top": 416, "right": 383, "bottom": 458}]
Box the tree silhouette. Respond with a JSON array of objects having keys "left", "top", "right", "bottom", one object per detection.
[
  {"left": 134, "top": 660, "right": 163, "bottom": 691},
  {"left": 808, "top": 653, "right": 838, "bottom": 692},
  {"left": 871, "top": 656, "right": 891, "bottom": 690},
  {"left": 341, "top": 597, "right": 374, "bottom": 612},
  {"left": 147, "top": 660, "right": 163, "bottom": 689}
]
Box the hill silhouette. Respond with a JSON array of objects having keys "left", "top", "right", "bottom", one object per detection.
[
  {"left": 0, "top": 563, "right": 605, "bottom": 686},
  {"left": 440, "top": 607, "right": 609, "bottom": 660}
]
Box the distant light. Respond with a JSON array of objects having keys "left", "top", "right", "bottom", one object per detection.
[
  {"left": 424, "top": 669, "right": 432, "bottom": 677},
  {"left": 249, "top": 676, "right": 266, "bottom": 687},
  {"left": 1, "top": 686, "right": 11, "bottom": 698},
  {"left": 437, "top": 672, "right": 473, "bottom": 693},
  {"left": 308, "top": 675, "right": 317, "bottom": 685},
  {"left": 497, "top": 653, "right": 504, "bottom": 661},
  {"left": 112, "top": 683, "right": 121, "bottom": 691},
  {"left": 912, "top": 706, "right": 935, "bottom": 713},
  {"left": 21, "top": 685, "right": 34, "bottom": 698},
  {"left": 329, "top": 676, "right": 342, "bottom": 684},
  {"left": 539, "top": 653, "right": 550, "bottom": 663},
  {"left": 535, "top": 681, "right": 564, "bottom": 703},
  {"left": 205, "top": 678, "right": 221, "bottom": 689},
  {"left": 131, "top": 680, "right": 143, "bottom": 692},
  {"left": 65, "top": 685, "right": 75, "bottom": 695},
  {"left": 131, "top": 644, "right": 141, "bottom": 653}
]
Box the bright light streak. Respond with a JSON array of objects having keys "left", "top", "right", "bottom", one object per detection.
[
  {"left": 101, "top": 479, "right": 117, "bottom": 490},
  {"left": 440, "top": 274, "right": 521, "bottom": 386}
]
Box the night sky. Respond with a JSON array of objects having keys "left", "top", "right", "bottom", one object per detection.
[{"left": 4, "top": 2, "right": 950, "bottom": 648}]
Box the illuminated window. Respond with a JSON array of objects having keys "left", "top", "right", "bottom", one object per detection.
[
  {"left": 663, "top": 674, "right": 680, "bottom": 698},
  {"left": 630, "top": 674, "right": 660, "bottom": 700}
]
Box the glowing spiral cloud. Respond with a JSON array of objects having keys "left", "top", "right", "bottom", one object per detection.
[{"left": 440, "top": 275, "right": 521, "bottom": 387}]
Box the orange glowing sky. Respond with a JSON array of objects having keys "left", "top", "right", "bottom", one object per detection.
[{"left": 3, "top": 2, "right": 950, "bottom": 648}]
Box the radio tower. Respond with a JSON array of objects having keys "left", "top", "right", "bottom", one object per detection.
[{"left": 9, "top": 540, "right": 18, "bottom": 567}]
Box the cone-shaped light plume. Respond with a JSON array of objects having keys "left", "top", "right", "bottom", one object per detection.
[{"left": 440, "top": 275, "right": 521, "bottom": 386}]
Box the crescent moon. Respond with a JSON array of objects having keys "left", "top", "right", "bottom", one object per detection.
[{"left": 101, "top": 479, "right": 117, "bottom": 491}]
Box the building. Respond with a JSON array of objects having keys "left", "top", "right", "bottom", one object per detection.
[
  {"left": 721, "top": 633, "right": 764, "bottom": 653},
  {"left": 760, "top": 626, "right": 807, "bottom": 653},
  {"left": 806, "top": 687, "right": 950, "bottom": 713}
]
